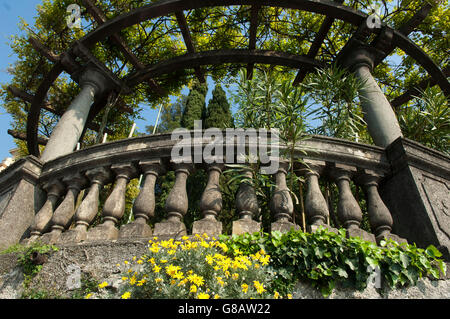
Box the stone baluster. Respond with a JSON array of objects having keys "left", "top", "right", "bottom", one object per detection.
[
  {"left": 59, "top": 167, "right": 111, "bottom": 243},
  {"left": 86, "top": 163, "right": 137, "bottom": 241},
  {"left": 119, "top": 160, "right": 165, "bottom": 239},
  {"left": 232, "top": 167, "right": 261, "bottom": 235},
  {"left": 301, "top": 160, "right": 337, "bottom": 233},
  {"left": 25, "top": 180, "right": 65, "bottom": 243},
  {"left": 193, "top": 163, "right": 224, "bottom": 237},
  {"left": 153, "top": 162, "right": 192, "bottom": 238},
  {"left": 330, "top": 164, "right": 375, "bottom": 242},
  {"left": 40, "top": 173, "right": 88, "bottom": 244},
  {"left": 270, "top": 160, "right": 299, "bottom": 233},
  {"left": 357, "top": 169, "right": 407, "bottom": 244}
]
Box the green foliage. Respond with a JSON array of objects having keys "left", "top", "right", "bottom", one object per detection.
[
  {"left": 220, "top": 228, "right": 446, "bottom": 297},
  {"left": 181, "top": 80, "right": 208, "bottom": 130},
  {"left": 17, "top": 243, "right": 59, "bottom": 278},
  {"left": 204, "top": 84, "right": 234, "bottom": 129}
]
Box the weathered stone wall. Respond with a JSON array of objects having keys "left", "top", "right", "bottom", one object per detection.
[{"left": 1, "top": 239, "right": 449, "bottom": 299}]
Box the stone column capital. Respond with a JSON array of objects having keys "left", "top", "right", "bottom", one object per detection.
[{"left": 78, "top": 67, "right": 111, "bottom": 98}]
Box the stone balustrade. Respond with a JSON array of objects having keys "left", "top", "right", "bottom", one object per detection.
[{"left": 16, "top": 132, "right": 410, "bottom": 246}]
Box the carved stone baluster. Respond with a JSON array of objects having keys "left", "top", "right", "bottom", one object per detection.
[
  {"left": 59, "top": 167, "right": 111, "bottom": 243},
  {"left": 86, "top": 163, "right": 137, "bottom": 241},
  {"left": 192, "top": 163, "right": 224, "bottom": 237},
  {"left": 270, "top": 160, "right": 300, "bottom": 233},
  {"left": 25, "top": 180, "right": 65, "bottom": 243},
  {"left": 153, "top": 162, "right": 192, "bottom": 238},
  {"left": 232, "top": 167, "right": 261, "bottom": 235},
  {"left": 357, "top": 169, "right": 407, "bottom": 244},
  {"left": 119, "top": 160, "right": 165, "bottom": 239},
  {"left": 301, "top": 160, "right": 337, "bottom": 233},
  {"left": 41, "top": 173, "right": 88, "bottom": 244},
  {"left": 330, "top": 164, "right": 375, "bottom": 242}
]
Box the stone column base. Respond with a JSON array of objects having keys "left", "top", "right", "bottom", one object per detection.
[
  {"left": 347, "top": 228, "right": 376, "bottom": 243},
  {"left": 376, "top": 233, "right": 408, "bottom": 245},
  {"left": 58, "top": 228, "right": 87, "bottom": 244},
  {"left": 86, "top": 223, "right": 119, "bottom": 241},
  {"left": 232, "top": 219, "right": 261, "bottom": 236},
  {"left": 40, "top": 230, "right": 62, "bottom": 245},
  {"left": 308, "top": 224, "right": 339, "bottom": 235},
  {"left": 271, "top": 221, "right": 300, "bottom": 233},
  {"left": 153, "top": 220, "right": 187, "bottom": 239},
  {"left": 192, "top": 218, "right": 222, "bottom": 237},
  {"left": 118, "top": 221, "right": 152, "bottom": 239}
]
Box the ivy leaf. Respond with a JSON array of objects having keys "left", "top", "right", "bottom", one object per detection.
[{"left": 425, "top": 245, "right": 442, "bottom": 258}]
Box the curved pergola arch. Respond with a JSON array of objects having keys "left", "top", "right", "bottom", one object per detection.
[{"left": 25, "top": 0, "right": 450, "bottom": 156}]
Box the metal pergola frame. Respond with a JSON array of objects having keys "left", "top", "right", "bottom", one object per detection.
[{"left": 19, "top": 0, "right": 448, "bottom": 156}]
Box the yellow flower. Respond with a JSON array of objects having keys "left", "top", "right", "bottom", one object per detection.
[
  {"left": 155, "top": 278, "right": 163, "bottom": 283},
  {"left": 129, "top": 276, "right": 136, "bottom": 285},
  {"left": 148, "top": 258, "right": 155, "bottom": 264},
  {"left": 153, "top": 265, "right": 161, "bottom": 273},
  {"left": 200, "top": 241, "right": 209, "bottom": 248},
  {"left": 205, "top": 255, "right": 214, "bottom": 265},
  {"left": 232, "top": 273, "right": 239, "bottom": 280},
  {"left": 137, "top": 259, "right": 143, "bottom": 264},
  {"left": 166, "top": 265, "right": 182, "bottom": 277},
  {"left": 274, "top": 291, "right": 280, "bottom": 299},
  {"left": 98, "top": 281, "right": 108, "bottom": 289},
  {"left": 84, "top": 293, "right": 93, "bottom": 299},
  {"left": 197, "top": 292, "right": 210, "bottom": 299},
  {"left": 160, "top": 259, "right": 168, "bottom": 263},
  {"left": 137, "top": 279, "right": 147, "bottom": 286},
  {"left": 121, "top": 276, "right": 128, "bottom": 281},
  {"left": 253, "top": 281, "right": 265, "bottom": 294},
  {"left": 124, "top": 260, "right": 129, "bottom": 265},
  {"left": 287, "top": 294, "right": 293, "bottom": 299},
  {"left": 214, "top": 294, "right": 220, "bottom": 299},
  {"left": 149, "top": 245, "right": 160, "bottom": 253},
  {"left": 241, "top": 283, "right": 249, "bottom": 293},
  {"left": 187, "top": 274, "right": 205, "bottom": 286},
  {"left": 121, "top": 292, "right": 131, "bottom": 299},
  {"left": 216, "top": 276, "right": 225, "bottom": 287},
  {"left": 167, "top": 249, "right": 176, "bottom": 255},
  {"left": 182, "top": 235, "right": 189, "bottom": 241},
  {"left": 190, "top": 285, "right": 197, "bottom": 293},
  {"left": 260, "top": 255, "right": 270, "bottom": 266}
]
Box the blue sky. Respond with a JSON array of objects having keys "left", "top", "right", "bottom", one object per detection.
[{"left": 0, "top": 0, "right": 43, "bottom": 160}]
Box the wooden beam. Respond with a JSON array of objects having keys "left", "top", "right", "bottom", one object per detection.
[
  {"left": 8, "top": 85, "right": 114, "bottom": 134},
  {"left": 81, "top": 0, "right": 165, "bottom": 95},
  {"left": 8, "top": 129, "right": 48, "bottom": 145},
  {"left": 175, "top": 10, "right": 205, "bottom": 83},
  {"left": 293, "top": 0, "right": 344, "bottom": 86},
  {"left": 391, "top": 65, "right": 450, "bottom": 108}
]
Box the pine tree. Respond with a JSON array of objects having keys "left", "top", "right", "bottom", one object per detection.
[
  {"left": 204, "top": 84, "right": 234, "bottom": 129},
  {"left": 180, "top": 80, "right": 208, "bottom": 129}
]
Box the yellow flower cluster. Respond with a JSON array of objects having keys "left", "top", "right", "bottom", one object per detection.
[{"left": 90, "top": 233, "right": 283, "bottom": 299}]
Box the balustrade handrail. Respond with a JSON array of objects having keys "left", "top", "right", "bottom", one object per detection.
[
  {"left": 38, "top": 132, "right": 390, "bottom": 184},
  {"left": 22, "top": 131, "right": 404, "bottom": 247}
]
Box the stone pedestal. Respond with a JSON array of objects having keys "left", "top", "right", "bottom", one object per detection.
[
  {"left": 192, "top": 218, "right": 223, "bottom": 237},
  {"left": 271, "top": 220, "right": 300, "bottom": 233},
  {"left": 0, "top": 156, "right": 44, "bottom": 251},
  {"left": 308, "top": 224, "right": 339, "bottom": 235},
  {"left": 347, "top": 227, "right": 376, "bottom": 243},
  {"left": 232, "top": 219, "right": 261, "bottom": 236},
  {"left": 86, "top": 222, "right": 119, "bottom": 241},
  {"left": 381, "top": 138, "right": 450, "bottom": 259},
  {"left": 118, "top": 221, "right": 153, "bottom": 239},
  {"left": 153, "top": 220, "right": 187, "bottom": 239},
  {"left": 58, "top": 228, "right": 87, "bottom": 243}
]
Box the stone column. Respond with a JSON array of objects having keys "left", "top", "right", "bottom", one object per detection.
[
  {"left": 41, "top": 173, "right": 88, "bottom": 244},
  {"left": 119, "top": 160, "right": 165, "bottom": 239},
  {"left": 40, "top": 68, "right": 110, "bottom": 162},
  {"left": 270, "top": 160, "right": 300, "bottom": 233},
  {"left": 339, "top": 46, "right": 403, "bottom": 148},
  {"left": 59, "top": 167, "right": 111, "bottom": 243},
  {"left": 153, "top": 162, "right": 192, "bottom": 238},
  {"left": 232, "top": 167, "right": 261, "bottom": 235},
  {"left": 300, "top": 160, "right": 337, "bottom": 234},
  {"left": 330, "top": 164, "right": 375, "bottom": 242},
  {"left": 192, "top": 163, "right": 224, "bottom": 237},
  {"left": 86, "top": 163, "right": 137, "bottom": 241}
]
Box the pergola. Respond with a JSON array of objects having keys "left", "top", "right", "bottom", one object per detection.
[{"left": 9, "top": 0, "right": 448, "bottom": 161}]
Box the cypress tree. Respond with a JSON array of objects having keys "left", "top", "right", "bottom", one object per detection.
[
  {"left": 180, "top": 80, "right": 208, "bottom": 130},
  {"left": 204, "top": 84, "right": 234, "bottom": 129}
]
